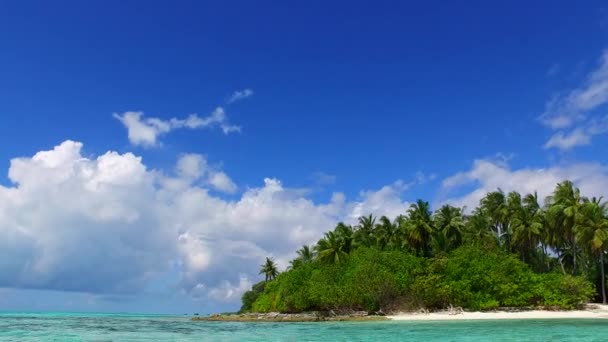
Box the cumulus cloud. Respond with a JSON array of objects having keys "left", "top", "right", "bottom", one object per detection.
[
  {"left": 206, "top": 276, "right": 253, "bottom": 302},
  {"left": 227, "top": 89, "right": 254, "bottom": 104},
  {"left": 208, "top": 172, "right": 237, "bottom": 194},
  {"left": 0, "top": 141, "right": 411, "bottom": 307},
  {"left": 441, "top": 158, "right": 608, "bottom": 211},
  {"left": 345, "top": 181, "right": 410, "bottom": 221},
  {"left": 0, "top": 141, "right": 169, "bottom": 293},
  {"left": 174, "top": 154, "right": 237, "bottom": 194},
  {"left": 540, "top": 50, "right": 608, "bottom": 150},
  {"left": 113, "top": 107, "right": 240, "bottom": 147}
]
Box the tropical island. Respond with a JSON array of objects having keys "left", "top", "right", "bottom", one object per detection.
[{"left": 198, "top": 181, "right": 608, "bottom": 322}]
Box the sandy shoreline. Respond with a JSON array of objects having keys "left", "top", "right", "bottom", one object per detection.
[
  {"left": 195, "top": 305, "right": 608, "bottom": 322},
  {"left": 387, "top": 304, "right": 608, "bottom": 321}
]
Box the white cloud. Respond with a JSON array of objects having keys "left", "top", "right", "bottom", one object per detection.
[
  {"left": 345, "top": 180, "right": 410, "bottom": 222},
  {"left": 441, "top": 158, "right": 608, "bottom": 211},
  {"left": 178, "top": 232, "right": 212, "bottom": 275},
  {"left": 0, "top": 141, "right": 411, "bottom": 307},
  {"left": 540, "top": 50, "right": 608, "bottom": 129},
  {"left": 176, "top": 154, "right": 206, "bottom": 180},
  {"left": 543, "top": 128, "right": 592, "bottom": 150},
  {"left": 227, "top": 89, "right": 254, "bottom": 104},
  {"left": 0, "top": 141, "right": 167, "bottom": 293},
  {"left": 206, "top": 276, "right": 252, "bottom": 302},
  {"left": 540, "top": 50, "right": 608, "bottom": 149},
  {"left": 543, "top": 115, "right": 608, "bottom": 150},
  {"left": 112, "top": 112, "right": 170, "bottom": 147},
  {"left": 114, "top": 107, "right": 240, "bottom": 147},
  {"left": 208, "top": 172, "right": 237, "bottom": 194},
  {"left": 173, "top": 154, "right": 237, "bottom": 194}
]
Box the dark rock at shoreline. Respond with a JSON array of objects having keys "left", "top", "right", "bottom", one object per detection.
[{"left": 192, "top": 311, "right": 388, "bottom": 322}]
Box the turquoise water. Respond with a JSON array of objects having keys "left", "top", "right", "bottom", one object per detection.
[{"left": 1, "top": 313, "right": 607, "bottom": 341}]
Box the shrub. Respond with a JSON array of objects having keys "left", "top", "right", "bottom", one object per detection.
[
  {"left": 534, "top": 273, "right": 594, "bottom": 309},
  {"left": 420, "top": 246, "right": 537, "bottom": 310}
]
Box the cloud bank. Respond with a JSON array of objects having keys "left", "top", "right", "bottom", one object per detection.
[{"left": 0, "top": 141, "right": 409, "bottom": 305}]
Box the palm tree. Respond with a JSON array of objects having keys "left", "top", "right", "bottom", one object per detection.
[
  {"left": 405, "top": 200, "right": 434, "bottom": 257},
  {"left": 296, "top": 245, "right": 314, "bottom": 262},
  {"left": 462, "top": 209, "right": 494, "bottom": 246},
  {"left": 335, "top": 222, "right": 354, "bottom": 253},
  {"left": 433, "top": 205, "right": 464, "bottom": 253},
  {"left": 289, "top": 245, "right": 315, "bottom": 269},
  {"left": 480, "top": 190, "right": 511, "bottom": 248},
  {"left": 523, "top": 192, "right": 547, "bottom": 253},
  {"left": 576, "top": 199, "right": 608, "bottom": 304},
  {"left": 354, "top": 214, "right": 376, "bottom": 248},
  {"left": 376, "top": 216, "right": 398, "bottom": 250},
  {"left": 314, "top": 223, "right": 353, "bottom": 264},
  {"left": 547, "top": 181, "right": 583, "bottom": 275},
  {"left": 259, "top": 257, "right": 279, "bottom": 282},
  {"left": 315, "top": 231, "right": 348, "bottom": 264},
  {"left": 509, "top": 192, "right": 543, "bottom": 263},
  {"left": 393, "top": 214, "right": 407, "bottom": 250}
]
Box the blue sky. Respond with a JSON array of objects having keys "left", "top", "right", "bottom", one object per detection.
[{"left": 1, "top": 1, "right": 608, "bottom": 314}]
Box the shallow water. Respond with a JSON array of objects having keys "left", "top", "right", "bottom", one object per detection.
[{"left": 1, "top": 312, "right": 607, "bottom": 341}]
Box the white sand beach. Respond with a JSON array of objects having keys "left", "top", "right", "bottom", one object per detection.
[{"left": 387, "top": 305, "right": 608, "bottom": 321}]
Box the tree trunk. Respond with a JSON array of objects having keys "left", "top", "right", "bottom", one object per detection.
[
  {"left": 583, "top": 251, "right": 589, "bottom": 277},
  {"left": 542, "top": 243, "right": 550, "bottom": 272},
  {"left": 601, "top": 252, "right": 606, "bottom": 305},
  {"left": 558, "top": 252, "right": 566, "bottom": 275},
  {"left": 496, "top": 224, "right": 502, "bottom": 247}
]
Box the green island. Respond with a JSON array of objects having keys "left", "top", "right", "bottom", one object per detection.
[{"left": 197, "top": 180, "right": 608, "bottom": 322}]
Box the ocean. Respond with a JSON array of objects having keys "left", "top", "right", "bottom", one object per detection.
[{"left": 0, "top": 312, "right": 607, "bottom": 341}]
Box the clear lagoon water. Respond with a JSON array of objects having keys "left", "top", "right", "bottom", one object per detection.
[{"left": 1, "top": 312, "right": 607, "bottom": 341}]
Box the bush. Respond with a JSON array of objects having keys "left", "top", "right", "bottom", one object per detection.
[
  {"left": 534, "top": 273, "right": 595, "bottom": 309},
  {"left": 441, "top": 246, "right": 536, "bottom": 310}
]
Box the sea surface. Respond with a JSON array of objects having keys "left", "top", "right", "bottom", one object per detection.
[{"left": 1, "top": 312, "right": 607, "bottom": 341}]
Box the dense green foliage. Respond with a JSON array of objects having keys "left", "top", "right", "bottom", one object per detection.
[
  {"left": 239, "top": 281, "right": 266, "bottom": 313},
  {"left": 414, "top": 246, "right": 593, "bottom": 310},
  {"left": 245, "top": 247, "right": 592, "bottom": 312},
  {"left": 241, "top": 181, "right": 607, "bottom": 312},
  {"left": 251, "top": 248, "right": 423, "bottom": 312}
]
